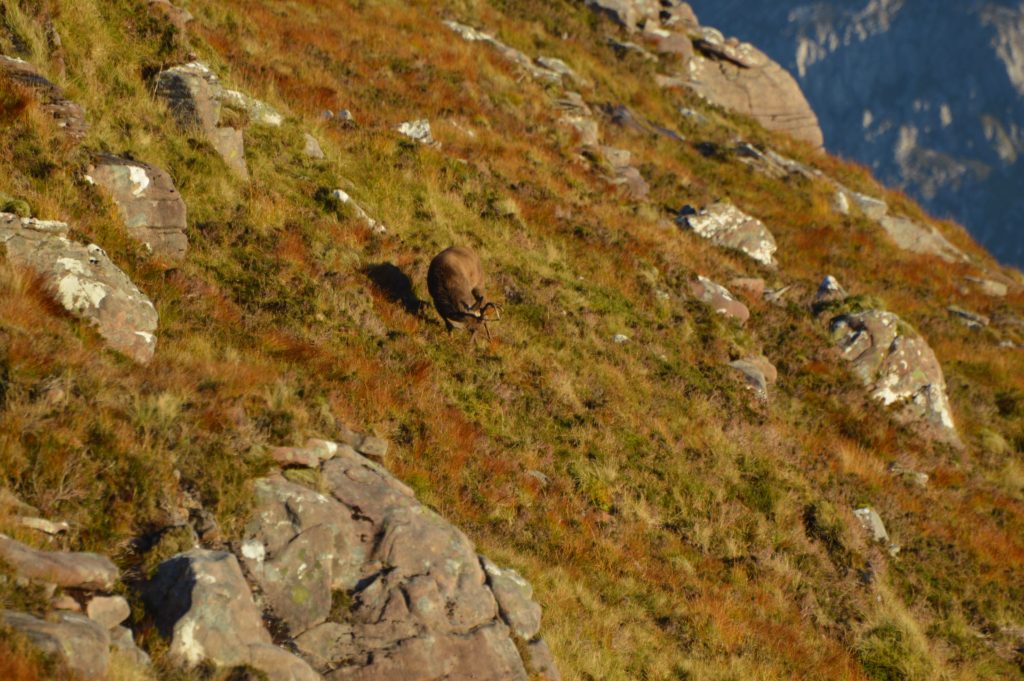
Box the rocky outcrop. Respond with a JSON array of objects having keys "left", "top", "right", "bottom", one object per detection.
[
  {"left": 0, "top": 55, "right": 88, "bottom": 141},
  {"left": 154, "top": 61, "right": 283, "bottom": 180},
  {"left": 677, "top": 203, "right": 777, "bottom": 267},
  {"left": 818, "top": 277, "right": 956, "bottom": 437},
  {"left": 689, "top": 275, "right": 749, "bottom": 323},
  {"left": 1, "top": 611, "right": 111, "bottom": 679},
  {"left": 0, "top": 533, "right": 119, "bottom": 590},
  {"left": 444, "top": 21, "right": 566, "bottom": 84},
  {"left": 144, "top": 549, "right": 320, "bottom": 680},
  {"left": 0, "top": 213, "right": 159, "bottom": 363},
  {"left": 241, "top": 442, "right": 558, "bottom": 681},
  {"left": 877, "top": 215, "right": 967, "bottom": 264},
  {"left": 89, "top": 155, "right": 189, "bottom": 262}
]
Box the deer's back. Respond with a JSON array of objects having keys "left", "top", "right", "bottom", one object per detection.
[{"left": 427, "top": 246, "right": 484, "bottom": 321}]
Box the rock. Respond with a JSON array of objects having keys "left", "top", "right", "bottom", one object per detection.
[
  {"left": 947, "top": 305, "right": 990, "bottom": 329},
  {"left": 535, "top": 56, "right": 580, "bottom": 84},
  {"left": 302, "top": 133, "right": 325, "bottom": 159},
  {"left": 833, "top": 190, "right": 851, "bottom": 215},
  {"left": 734, "top": 142, "right": 818, "bottom": 180},
  {"left": 689, "top": 276, "right": 749, "bottom": 323},
  {"left": 397, "top": 119, "right": 436, "bottom": 145},
  {"left": 330, "top": 189, "right": 387, "bottom": 234},
  {"left": 729, "top": 356, "right": 777, "bottom": 397},
  {"left": 555, "top": 92, "right": 601, "bottom": 147},
  {"left": 89, "top": 155, "right": 189, "bottom": 261},
  {"left": 0, "top": 534, "right": 118, "bottom": 590},
  {"left": 111, "top": 625, "right": 152, "bottom": 667},
  {"left": 613, "top": 333, "right": 630, "bottom": 344},
  {"left": 727, "top": 277, "right": 765, "bottom": 299},
  {"left": 887, "top": 463, "right": 929, "bottom": 488},
  {"left": 1, "top": 610, "right": 110, "bottom": 679},
  {"left": 19, "top": 516, "right": 70, "bottom": 535},
  {"left": 144, "top": 549, "right": 319, "bottom": 680},
  {"left": 356, "top": 435, "right": 389, "bottom": 461},
  {"left": 677, "top": 203, "right": 777, "bottom": 267},
  {"left": 481, "top": 557, "right": 542, "bottom": 640},
  {"left": 86, "top": 595, "right": 131, "bottom": 629},
  {"left": 0, "top": 55, "right": 88, "bottom": 141},
  {"left": 241, "top": 445, "right": 552, "bottom": 680},
  {"left": 527, "top": 638, "right": 562, "bottom": 681},
  {"left": 643, "top": 28, "right": 694, "bottom": 59},
  {"left": 0, "top": 213, "right": 159, "bottom": 363},
  {"left": 848, "top": 191, "right": 889, "bottom": 220},
  {"left": 877, "top": 215, "right": 967, "bottom": 263},
  {"left": 686, "top": 34, "right": 823, "bottom": 147},
  {"left": 52, "top": 594, "right": 81, "bottom": 611},
  {"left": 853, "top": 507, "right": 890, "bottom": 544},
  {"left": 209, "top": 126, "right": 249, "bottom": 181},
  {"left": 585, "top": 0, "right": 662, "bottom": 31},
  {"left": 813, "top": 274, "right": 848, "bottom": 312},
  {"left": 829, "top": 310, "right": 956, "bottom": 434},
  {"left": 146, "top": 0, "right": 193, "bottom": 32},
  {"left": 598, "top": 146, "right": 650, "bottom": 199},
  {"left": 443, "top": 21, "right": 562, "bottom": 83},
  {"left": 964, "top": 276, "right": 1008, "bottom": 297},
  {"left": 268, "top": 445, "right": 324, "bottom": 468}
]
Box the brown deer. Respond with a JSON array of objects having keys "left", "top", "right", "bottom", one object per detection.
[{"left": 427, "top": 246, "right": 502, "bottom": 341}]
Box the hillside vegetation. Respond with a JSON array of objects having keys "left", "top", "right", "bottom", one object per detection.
[{"left": 1, "top": 0, "right": 1023, "bottom": 679}]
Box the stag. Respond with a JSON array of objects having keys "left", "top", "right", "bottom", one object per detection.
[{"left": 427, "top": 246, "right": 502, "bottom": 341}]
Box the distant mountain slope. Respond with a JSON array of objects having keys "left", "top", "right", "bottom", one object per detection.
[{"left": 690, "top": 0, "right": 1024, "bottom": 266}]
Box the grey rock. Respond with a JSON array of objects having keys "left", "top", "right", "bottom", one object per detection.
[
  {"left": 878, "top": 215, "right": 967, "bottom": 263},
  {"left": 853, "top": 507, "right": 890, "bottom": 544},
  {"left": 555, "top": 92, "right": 601, "bottom": 147},
  {"left": 964, "top": 276, "right": 1009, "bottom": 297},
  {"left": 849, "top": 191, "right": 889, "bottom": 220},
  {"left": 481, "top": 557, "right": 542, "bottom": 640},
  {"left": 1, "top": 610, "right": 110, "bottom": 678},
  {"left": 144, "top": 549, "right": 319, "bottom": 680},
  {"left": 111, "top": 625, "right": 152, "bottom": 667},
  {"left": 729, "top": 356, "right": 777, "bottom": 398},
  {"left": 830, "top": 310, "right": 956, "bottom": 434},
  {"left": 397, "top": 119, "right": 435, "bottom": 145},
  {"left": 356, "top": 435, "right": 389, "bottom": 461},
  {"left": 19, "top": 516, "right": 70, "bottom": 535},
  {"left": 0, "top": 533, "right": 118, "bottom": 590},
  {"left": 814, "top": 275, "right": 848, "bottom": 310},
  {"left": 0, "top": 56, "right": 88, "bottom": 141},
  {"left": 330, "top": 188, "right": 387, "bottom": 234},
  {"left": 598, "top": 146, "right": 650, "bottom": 199},
  {"left": 0, "top": 213, "right": 159, "bottom": 363},
  {"left": 303, "top": 133, "right": 325, "bottom": 159},
  {"left": 690, "top": 276, "right": 749, "bottom": 323},
  {"left": 86, "top": 595, "right": 131, "bottom": 629},
  {"left": 947, "top": 305, "right": 990, "bottom": 329},
  {"left": 677, "top": 203, "right": 777, "bottom": 267},
  {"left": 89, "top": 155, "right": 188, "bottom": 261},
  {"left": 443, "top": 21, "right": 562, "bottom": 84}
]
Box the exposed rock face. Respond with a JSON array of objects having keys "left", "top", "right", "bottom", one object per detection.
[
  {"left": 877, "top": 215, "right": 967, "bottom": 263},
  {"left": 0, "top": 213, "right": 159, "bottom": 363},
  {"left": 0, "top": 610, "right": 111, "bottom": 679},
  {"left": 241, "top": 443, "right": 557, "bottom": 681},
  {"left": 144, "top": 549, "right": 319, "bottom": 681},
  {"left": 830, "top": 309, "right": 955, "bottom": 434},
  {"left": 89, "top": 155, "right": 189, "bottom": 261},
  {"left": 0, "top": 55, "right": 88, "bottom": 141},
  {"left": 154, "top": 61, "right": 282, "bottom": 180},
  {"left": 690, "top": 276, "right": 749, "bottom": 323},
  {"left": 677, "top": 203, "right": 777, "bottom": 267},
  {"left": 0, "top": 533, "right": 119, "bottom": 591},
  {"left": 86, "top": 595, "right": 131, "bottom": 629}
]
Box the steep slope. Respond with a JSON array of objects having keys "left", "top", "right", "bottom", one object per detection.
[
  {"left": 690, "top": 0, "right": 1024, "bottom": 267},
  {"left": 0, "top": 1, "right": 1023, "bottom": 680}
]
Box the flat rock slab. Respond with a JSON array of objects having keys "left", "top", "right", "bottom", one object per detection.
[
  {"left": 678, "top": 203, "right": 777, "bottom": 267},
  {"left": 144, "top": 549, "right": 319, "bottom": 680},
  {"left": 0, "top": 213, "right": 158, "bottom": 363},
  {"left": 0, "top": 533, "right": 119, "bottom": 590},
  {"left": 1, "top": 610, "right": 110, "bottom": 679},
  {"left": 0, "top": 55, "right": 87, "bottom": 141},
  {"left": 89, "top": 155, "right": 188, "bottom": 261},
  {"left": 86, "top": 595, "right": 131, "bottom": 629},
  {"left": 830, "top": 310, "right": 956, "bottom": 434},
  {"left": 690, "top": 276, "right": 749, "bottom": 323},
  {"left": 878, "top": 215, "right": 967, "bottom": 263}
]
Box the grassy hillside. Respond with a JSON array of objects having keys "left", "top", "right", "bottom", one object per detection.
[{"left": 1, "top": 0, "right": 1023, "bottom": 679}]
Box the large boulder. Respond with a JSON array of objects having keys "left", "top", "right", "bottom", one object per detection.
[
  {"left": 686, "top": 29, "right": 823, "bottom": 147},
  {"left": 89, "top": 155, "right": 189, "bottom": 261},
  {"left": 0, "top": 213, "right": 159, "bottom": 363},
  {"left": 830, "top": 310, "right": 956, "bottom": 434},
  {"left": 241, "top": 443, "right": 558, "bottom": 681},
  {"left": 0, "top": 55, "right": 88, "bottom": 141},
  {"left": 0, "top": 611, "right": 110, "bottom": 679},
  {"left": 677, "top": 203, "right": 777, "bottom": 267},
  {"left": 144, "top": 549, "right": 319, "bottom": 681},
  {"left": 0, "top": 534, "right": 119, "bottom": 591}
]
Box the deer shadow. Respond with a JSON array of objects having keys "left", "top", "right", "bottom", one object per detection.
[{"left": 363, "top": 262, "right": 424, "bottom": 315}]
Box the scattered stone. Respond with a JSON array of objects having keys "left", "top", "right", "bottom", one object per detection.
[
  {"left": 52, "top": 594, "right": 81, "bottom": 611},
  {"left": 887, "top": 462, "right": 929, "bottom": 488},
  {"left": 302, "top": 133, "right": 325, "bottom": 159},
  {"left": 690, "top": 276, "right": 749, "bottom": 323},
  {"left": 848, "top": 191, "right": 889, "bottom": 220},
  {"left": 19, "top": 516, "right": 70, "bottom": 535},
  {"left": 613, "top": 333, "right": 630, "bottom": 343},
  {"left": 853, "top": 507, "right": 890, "bottom": 544},
  {"left": 0, "top": 55, "right": 88, "bottom": 141},
  {"left": 813, "top": 274, "right": 848, "bottom": 311},
  {"left": 598, "top": 146, "right": 650, "bottom": 199},
  {"left": 830, "top": 310, "right": 956, "bottom": 434},
  {"left": 1, "top": 610, "right": 110, "bottom": 679},
  {"left": 356, "top": 434, "right": 389, "bottom": 461},
  {"left": 443, "top": 21, "right": 562, "bottom": 83},
  {"left": 0, "top": 533, "right": 118, "bottom": 591},
  {"left": 144, "top": 549, "right": 319, "bottom": 680},
  {"left": 727, "top": 277, "right": 765, "bottom": 299},
  {"left": 86, "top": 595, "right": 131, "bottom": 629},
  {"left": 734, "top": 142, "right": 817, "bottom": 180},
  {"left": 677, "top": 203, "right": 777, "bottom": 267},
  {"left": 397, "top": 119, "right": 436, "bottom": 145},
  {"left": 0, "top": 213, "right": 159, "bottom": 363},
  {"left": 729, "top": 356, "right": 777, "bottom": 397},
  {"left": 878, "top": 215, "right": 967, "bottom": 263},
  {"left": 535, "top": 56, "right": 581, "bottom": 84},
  {"left": 833, "top": 190, "right": 851, "bottom": 215},
  {"left": 965, "top": 276, "right": 1008, "bottom": 297},
  {"left": 330, "top": 188, "right": 387, "bottom": 234},
  {"left": 555, "top": 92, "right": 600, "bottom": 146},
  {"left": 947, "top": 305, "right": 990, "bottom": 329},
  {"left": 602, "top": 104, "right": 684, "bottom": 141},
  {"left": 89, "top": 154, "right": 188, "bottom": 261}
]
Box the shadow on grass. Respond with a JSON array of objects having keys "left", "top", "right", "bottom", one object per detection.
[{"left": 364, "top": 262, "right": 424, "bottom": 315}]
